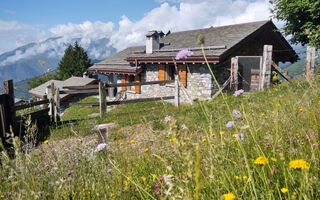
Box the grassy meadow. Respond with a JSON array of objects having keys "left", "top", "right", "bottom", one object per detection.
[{"left": 1, "top": 77, "right": 320, "bottom": 199}]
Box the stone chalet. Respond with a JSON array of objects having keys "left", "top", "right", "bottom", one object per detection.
[{"left": 88, "top": 20, "right": 298, "bottom": 103}]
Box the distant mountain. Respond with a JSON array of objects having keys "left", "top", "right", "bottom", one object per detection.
[
  {"left": 0, "top": 36, "right": 116, "bottom": 84},
  {"left": 282, "top": 55, "right": 320, "bottom": 78}
]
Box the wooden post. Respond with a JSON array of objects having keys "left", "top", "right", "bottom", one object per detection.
[
  {"left": 230, "top": 57, "right": 238, "bottom": 91},
  {"left": 99, "top": 82, "right": 106, "bottom": 118},
  {"left": 305, "top": 46, "right": 316, "bottom": 76},
  {"left": 259, "top": 45, "right": 273, "bottom": 90},
  {"left": 50, "top": 82, "right": 55, "bottom": 123},
  {"left": 55, "top": 87, "right": 60, "bottom": 122},
  {"left": 43, "top": 95, "right": 48, "bottom": 109},
  {"left": 174, "top": 67, "right": 180, "bottom": 107},
  {"left": 3, "top": 80, "right": 15, "bottom": 125}
]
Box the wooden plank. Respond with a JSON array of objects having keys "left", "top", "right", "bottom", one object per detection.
[
  {"left": 179, "top": 65, "right": 187, "bottom": 87},
  {"left": 99, "top": 82, "right": 106, "bottom": 118},
  {"left": 106, "top": 80, "right": 174, "bottom": 87},
  {"left": 212, "top": 77, "right": 231, "bottom": 99},
  {"left": 174, "top": 71, "right": 180, "bottom": 107},
  {"left": 3, "top": 80, "right": 15, "bottom": 122},
  {"left": 59, "top": 89, "right": 99, "bottom": 94},
  {"left": 55, "top": 87, "right": 60, "bottom": 122},
  {"left": 16, "top": 108, "right": 50, "bottom": 121},
  {"left": 134, "top": 74, "right": 141, "bottom": 94},
  {"left": 271, "top": 61, "right": 292, "bottom": 82},
  {"left": 230, "top": 57, "right": 238, "bottom": 91},
  {"left": 63, "top": 85, "right": 99, "bottom": 90},
  {"left": 259, "top": 45, "right": 272, "bottom": 90},
  {"left": 50, "top": 82, "right": 55, "bottom": 123},
  {"left": 14, "top": 99, "right": 49, "bottom": 111},
  {"left": 121, "top": 74, "right": 127, "bottom": 91}
]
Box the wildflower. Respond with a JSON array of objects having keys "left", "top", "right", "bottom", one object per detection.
[
  {"left": 234, "top": 133, "right": 244, "bottom": 141},
  {"left": 43, "top": 140, "right": 49, "bottom": 144},
  {"left": 276, "top": 103, "right": 280, "bottom": 107},
  {"left": 253, "top": 156, "right": 268, "bottom": 165},
  {"left": 281, "top": 188, "right": 288, "bottom": 194},
  {"left": 271, "top": 157, "right": 277, "bottom": 162},
  {"left": 107, "top": 168, "right": 112, "bottom": 173},
  {"left": 265, "top": 116, "right": 269, "bottom": 119},
  {"left": 211, "top": 143, "right": 214, "bottom": 147},
  {"left": 175, "top": 49, "right": 193, "bottom": 60},
  {"left": 233, "top": 89, "right": 244, "bottom": 97},
  {"left": 299, "top": 108, "right": 303, "bottom": 112},
  {"left": 67, "top": 170, "right": 72, "bottom": 176},
  {"left": 234, "top": 176, "right": 239, "bottom": 180},
  {"left": 226, "top": 121, "right": 234, "bottom": 128},
  {"left": 223, "top": 192, "right": 236, "bottom": 200},
  {"left": 119, "top": 142, "right": 124, "bottom": 145},
  {"left": 290, "top": 137, "right": 296, "bottom": 143},
  {"left": 94, "top": 143, "right": 107, "bottom": 152},
  {"left": 144, "top": 148, "right": 149, "bottom": 152},
  {"left": 289, "top": 159, "right": 309, "bottom": 170},
  {"left": 247, "top": 178, "right": 252, "bottom": 182},
  {"left": 172, "top": 137, "right": 177, "bottom": 142},
  {"left": 232, "top": 109, "right": 242, "bottom": 118},
  {"left": 202, "top": 138, "right": 207, "bottom": 142},
  {"left": 243, "top": 176, "right": 248, "bottom": 180},
  {"left": 318, "top": 100, "right": 320, "bottom": 105},
  {"left": 211, "top": 132, "right": 215, "bottom": 136},
  {"left": 220, "top": 131, "right": 225, "bottom": 135},
  {"left": 260, "top": 113, "right": 265, "bottom": 116},
  {"left": 154, "top": 182, "right": 161, "bottom": 189},
  {"left": 152, "top": 174, "right": 157, "bottom": 182},
  {"left": 271, "top": 110, "right": 275, "bottom": 114},
  {"left": 130, "top": 139, "right": 135, "bottom": 143},
  {"left": 312, "top": 143, "right": 316, "bottom": 149},
  {"left": 1, "top": 195, "right": 4, "bottom": 198},
  {"left": 156, "top": 190, "right": 162, "bottom": 195},
  {"left": 164, "top": 115, "right": 172, "bottom": 123}
]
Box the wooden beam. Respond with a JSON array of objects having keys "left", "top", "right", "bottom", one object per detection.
[
  {"left": 55, "top": 87, "right": 60, "bottom": 122},
  {"left": 212, "top": 77, "right": 231, "bottom": 99},
  {"left": 271, "top": 61, "right": 292, "bottom": 82},
  {"left": 99, "top": 82, "right": 106, "bottom": 118},
  {"left": 230, "top": 57, "right": 238, "bottom": 91},
  {"left": 305, "top": 46, "right": 316, "bottom": 76},
  {"left": 3, "top": 80, "right": 15, "bottom": 121},
  {"left": 14, "top": 99, "right": 49, "bottom": 111},
  {"left": 259, "top": 45, "right": 272, "bottom": 90}
]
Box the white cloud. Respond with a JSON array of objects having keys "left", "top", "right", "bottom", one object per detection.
[{"left": 109, "top": 0, "right": 271, "bottom": 51}]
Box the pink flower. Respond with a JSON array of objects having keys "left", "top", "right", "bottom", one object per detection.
[
  {"left": 154, "top": 182, "right": 161, "bottom": 189},
  {"left": 232, "top": 109, "right": 242, "bottom": 118},
  {"left": 226, "top": 121, "right": 234, "bottom": 128},
  {"left": 156, "top": 190, "right": 162, "bottom": 195},
  {"left": 233, "top": 89, "right": 244, "bottom": 97},
  {"left": 175, "top": 49, "right": 193, "bottom": 60},
  {"left": 94, "top": 143, "right": 107, "bottom": 152}
]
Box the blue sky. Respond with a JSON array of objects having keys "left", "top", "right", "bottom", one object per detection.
[{"left": 0, "top": 0, "right": 272, "bottom": 55}]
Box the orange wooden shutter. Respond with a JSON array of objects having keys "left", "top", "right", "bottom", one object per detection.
[
  {"left": 179, "top": 65, "right": 187, "bottom": 87},
  {"left": 158, "top": 64, "right": 165, "bottom": 85},
  {"left": 121, "top": 75, "right": 127, "bottom": 91},
  {"left": 134, "top": 75, "right": 141, "bottom": 94}
]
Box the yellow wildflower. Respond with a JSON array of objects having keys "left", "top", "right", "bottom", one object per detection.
[
  {"left": 202, "top": 138, "right": 207, "bottom": 142},
  {"left": 144, "top": 148, "right": 149, "bottom": 152},
  {"left": 265, "top": 116, "right": 269, "bottom": 119},
  {"left": 43, "top": 140, "right": 49, "bottom": 144},
  {"left": 211, "top": 143, "right": 214, "bottom": 147},
  {"left": 281, "top": 188, "right": 288, "bottom": 194},
  {"left": 1, "top": 195, "right": 4, "bottom": 198},
  {"left": 234, "top": 176, "right": 239, "bottom": 180},
  {"left": 299, "top": 108, "right": 303, "bottom": 112},
  {"left": 172, "top": 137, "right": 177, "bottom": 142},
  {"left": 318, "top": 100, "right": 320, "bottom": 105},
  {"left": 152, "top": 174, "right": 157, "bottom": 182},
  {"left": 253, "top": 156, "right": 268, "bottom": 165},
  {"left": 110, "top": 192, "right": 115, "bottom": 197},
  {"left": 289, "top": 159, "right": 309, "bottom": 170},
  {"left": 221, "top": 142, "right": 226, "bottom": 146},
  {"left": 220, "top": 131, "right": 225, "bottom": 135},
  {"left": 130, "top": 139, "right": 135, "bottom": 143},
  {"left": 260, "top": 113, "right": 265, "bottom": 116},
  {"left": 211, "top": 132, "right": 215, "bottom": 136},
  {"left": 271, "top": 110, "right": 275, "bottom": 114},
  {"left": 243, "top": 176, "right": 247, "bottom": 180},
  {"left": 223, "top": 193, "right": 236, "bottom": 200},
  {"left": 119, "top": 142, "right": 124, "bottom": 145},
  {"left": 247, "top": 178, "right": 252, "bottom": 182},
  {"left": 166, "top": 135, "right": 170, "bottom": 138},
  {"left": 141, "top": 176, "right": 146, "bottom": 182},
  {"left": 271, "top": 157, "right": 277, "bottom": 162},
  {"left": 276, "top": 103, "right": 280, "bottom": 107}
]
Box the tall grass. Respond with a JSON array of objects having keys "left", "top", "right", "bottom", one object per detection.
[{"left": 1, "top": 76, "right": 320, "bottom": 199}]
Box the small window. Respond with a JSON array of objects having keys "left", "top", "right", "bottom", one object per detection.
[
  {"left": 127, "top": 75, "right": 135, "bottom": 91},
  {"left": 165, "top": 65, "right": 175, "bottom": 81}
]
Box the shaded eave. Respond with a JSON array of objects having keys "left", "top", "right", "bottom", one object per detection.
[
  {"left": 125, "top": 56, "right": 220, "bottom": 64},
  {"left": 88, "top": 66, "right": 144, "bottom": 75}
]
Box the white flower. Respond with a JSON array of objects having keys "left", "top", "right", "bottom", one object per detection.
[
  {"left": 164, "top": 115, "right": 172, "bottom": 123},
  {"left": 94, "top": 143, "right": 107, "bottom": 152}
]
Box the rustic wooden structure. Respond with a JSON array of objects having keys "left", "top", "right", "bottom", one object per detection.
[{"left": 305, "top": 46, "right": 316, "bottom": 77}]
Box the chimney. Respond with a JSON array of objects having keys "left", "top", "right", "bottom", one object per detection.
[{"left": 146, "top": 30, "right": 164, "bottom": 54}]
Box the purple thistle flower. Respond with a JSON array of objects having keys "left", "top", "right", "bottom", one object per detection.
[
  {"left": 233, "top": 89, "right": 244, "bottom": 97},
  {"left": 175, "top": 49, "right": 193, "bottom": 60},
  {"left": 154, "top": 182, "right": 161, "bottom": 189},
  {"left": 156, "top": 190, "right": 162, "bottom": 195},
  {"left": 232, "top": 109, "right": 242, "bottom": 118},
  {"left": 226, "top": 121, "right": 234, "bottom": 128},
  {"left": 67, "top": 170, "right": 72, "bottom": 176},
  {"left": 290, "top": 137, "right": 295, "bottom": 143},
  {"left": 107, "top": 168, "right": 113, "bottom": 173},
  {"left": 312, "top": 144, "right": 316, "bottom": 149},
  {"left": 94, "top": 143, "right": 107, "bottom": 152}
]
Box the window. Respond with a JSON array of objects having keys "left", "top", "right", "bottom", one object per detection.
[{"left": 165, "top": 65, "right": 175, "bottom": 81}]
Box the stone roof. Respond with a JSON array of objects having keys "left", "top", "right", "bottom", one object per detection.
[
  {"left": 90, "top": 20, "right": 297, "bottom": 72},
  {"left": 29, "top": 77, "right": 97, "bottom": 99}
]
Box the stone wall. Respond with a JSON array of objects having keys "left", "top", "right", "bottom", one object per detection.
[{"left": 119, "top": 64, "right": 230, "bottom": 104}]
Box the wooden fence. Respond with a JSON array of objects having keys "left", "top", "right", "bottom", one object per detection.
[{"left": 0, "top": 80, "right": 51, "bottom": 146}]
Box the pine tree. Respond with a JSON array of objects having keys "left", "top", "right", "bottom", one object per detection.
[{"left": 57, "top": 41, "right": 91, "bottom": 80}]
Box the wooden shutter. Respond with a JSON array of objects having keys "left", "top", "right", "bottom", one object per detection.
[
  {"left": 134, "top": 75, "right": 141, "bottom": 94},
  {"left": 158, "top": 64, "right": 165, "bottom": 85},
  {"left": 121, "top": 75, "right": 127, "bottom": 91},
  {"left": 179, "top": 65, "right": 187, "bottom": 87}
]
